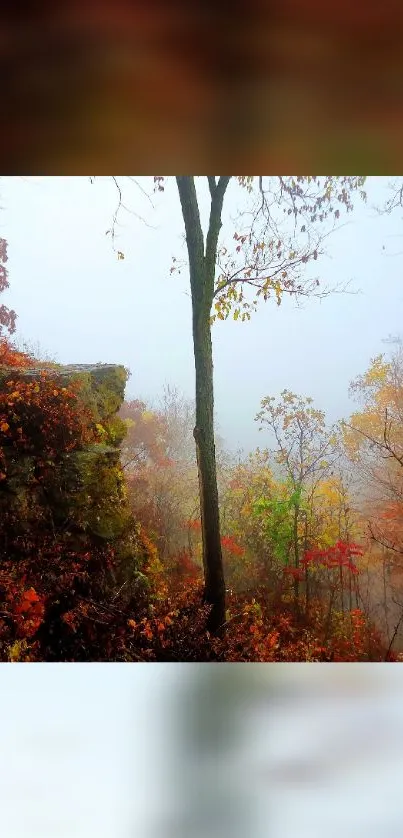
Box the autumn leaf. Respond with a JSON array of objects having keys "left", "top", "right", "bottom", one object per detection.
[{"left": 23, "top": 588, "right": 40, "bottom": 602}]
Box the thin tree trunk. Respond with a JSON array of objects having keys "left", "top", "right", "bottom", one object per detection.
[
  {"left": 304, "top": 565, "right": 310, "bottom": 619},
  {"left": 385, "top": 611, "right": 403, "bottom": 661},
  {"left": 302, "top": 511, "right": 309, "bottom": 619},
  {"left": 293, "top": 503, "right": 300, "bottom": 615},
  {"left": 339, "top": 565, "right": 344, "bottom": 614},
  {"left": 382, "top": 549, "right": 390, "bottom": 642},
  {"left": 324, "top": 586, "right": 336, "bottom": 643},
  {"left": 176, "top": 176, "right": 230, "bottom": 631}
]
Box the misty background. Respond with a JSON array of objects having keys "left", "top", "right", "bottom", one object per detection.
[
  {"left": 1, "top": 664, "right": 403, "bottom": 838},
  {"left": 1, "top": 175, "right": 402, "bottom": 454}
]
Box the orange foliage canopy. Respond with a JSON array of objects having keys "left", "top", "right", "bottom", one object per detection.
[
  {"left": 0, "top": 373, "right": 98, "bottom": 469},
  {"left": 0, "top": 337, "right": 35, "bottom": 368}
]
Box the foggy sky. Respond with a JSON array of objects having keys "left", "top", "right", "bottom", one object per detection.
[
  {"left": 1, "top": 175, "right": 402, "bottom": 454},
  {"left": 1, "top": 664, "right": 403, "bottom": 837}
]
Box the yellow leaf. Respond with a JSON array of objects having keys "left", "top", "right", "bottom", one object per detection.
[
  {"left": 274, "top": 281, "right": 282, "bottom": 305},
  {"left": 8, "top": 639, "right": 28, "bottom": 662}
]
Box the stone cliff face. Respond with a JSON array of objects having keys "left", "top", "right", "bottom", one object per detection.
[
  {"left": 0, "top": 361, "right": 153, "bottom": 660},
  {"left": 0, "top": 363, "right": 129, "bottom": 540}
]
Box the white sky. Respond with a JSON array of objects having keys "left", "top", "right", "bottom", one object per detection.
[
  {"left": 0, "top": 664, "right": 173, "bottom": 838},
  {"left": 1, "top": 664, "right": 403, "bottom": 838},
  {"left": 1, "top": 175, "right": 403, "bottom": 453}
]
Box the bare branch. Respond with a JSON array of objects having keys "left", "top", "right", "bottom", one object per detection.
[
  {"left": 109, "top": 176, "right": 156, "bottom": 237},
  {"left": 368, "top": 521, "right": 403, "bottom": 555},
  {"left": 127, "top": 176, "right": 155, "bottom": 209},
  {"left": 343, "top": 417, "right": 403, "bottom": 469},
  {"left": 110, "top": 175, "right": 123, "bottom": 249},
  {"left": 90, "top": 176, "right": 157, "bottom": 255},
  {"left": 380, "top": 178, "right": 403, "bottom": 215},
  {"left": 384, "top": 610, "right": 403, "bottom": 661}
]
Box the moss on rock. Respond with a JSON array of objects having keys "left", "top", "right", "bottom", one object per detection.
[{"left": 1, "top": 362, "right": 149, "bottom": 586}]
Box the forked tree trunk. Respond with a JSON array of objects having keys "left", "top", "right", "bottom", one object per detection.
[{"left": 176, "top": 176, "right": 229, "bottom": 631}]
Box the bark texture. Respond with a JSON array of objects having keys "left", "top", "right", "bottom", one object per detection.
[{"left": 176, "top": 176, "right": 230, "bottom": 630}]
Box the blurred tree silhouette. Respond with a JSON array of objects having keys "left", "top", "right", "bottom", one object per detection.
[{"left": 163, "top": 665, "right": 273, "bottom": 838}]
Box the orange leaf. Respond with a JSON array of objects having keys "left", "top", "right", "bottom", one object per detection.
[{"left": 23, "top": 588, "right": 40, "bottom": 603}]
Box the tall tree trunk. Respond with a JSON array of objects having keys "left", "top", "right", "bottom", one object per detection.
[
  {"left": 293, "top": 503, "right": 300, "bottom": 615},
  {"left": 193, "top": 314, "right": 225, "bottom": 629},
  {"left": 176, "top": 176, "right": 230, "bottom": 631},
  {"left": 303, "top": 515, "right": 309, "bottom": 619}
]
